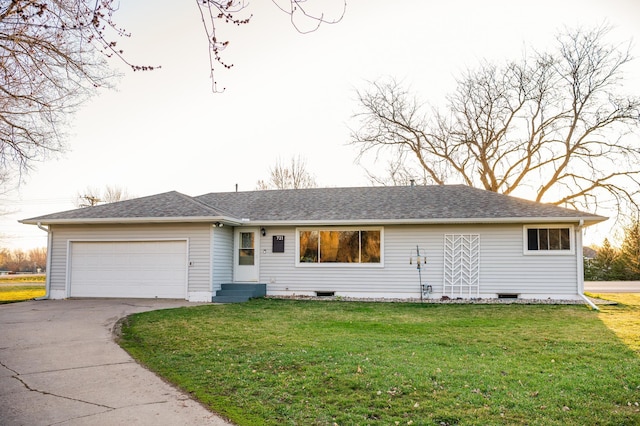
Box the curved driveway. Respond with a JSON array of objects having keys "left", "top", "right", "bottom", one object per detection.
[{"left": 0, "top": 299, "right": 232, "bottom": 425}]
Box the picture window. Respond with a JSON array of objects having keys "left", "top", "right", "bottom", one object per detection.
[{"left": 298, "top": 228, "right": 382, "bottom": 265}]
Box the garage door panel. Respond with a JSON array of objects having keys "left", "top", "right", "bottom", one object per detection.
[{"left": 69, "top": 241, "right": 187, "bottom": 299}]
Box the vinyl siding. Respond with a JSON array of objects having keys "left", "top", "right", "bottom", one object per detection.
[
  {"left": 46, "top": 221, "right": 581, "bottom": 301},
  {"left": 212, "top": 226, "right": 233, "bottom": 290},
  {"left": 258, "top": 223, "right": 580, "bottom": 298},
  {"left": 48, "top": 223, "right": 212, "bottom": 296}
]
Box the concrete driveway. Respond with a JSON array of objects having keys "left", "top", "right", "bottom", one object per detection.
[{"left": 0, "top": 299, "right": 232, "bottom": 425}]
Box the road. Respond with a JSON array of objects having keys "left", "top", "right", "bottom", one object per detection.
[{"left": 584, "top": 281, "right": 640, "bottom": 293}]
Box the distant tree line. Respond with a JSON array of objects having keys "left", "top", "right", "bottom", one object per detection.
[
  {"left": 0, "top": 248, "right": 47, "bottom": 273},
  {"left": 585, "top": 219, "right": 640, "bottom": 281}
]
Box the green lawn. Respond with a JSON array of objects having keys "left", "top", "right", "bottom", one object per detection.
[
  {"left": 0, "top": 274, "right": 45, "bottom": 283},
  {"left": 119, "top": 296, "right": 640, "bottom": 425}
]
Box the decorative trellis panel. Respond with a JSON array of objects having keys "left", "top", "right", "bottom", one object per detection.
[{"left": 443, "top": 234, "right": 480, "bottom": 298}]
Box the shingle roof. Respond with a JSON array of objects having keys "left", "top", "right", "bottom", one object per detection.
[
  {"left": 22, "top": 191, "right": 225, "bottom": 222},
  {"left": 21, "top": 185, "right": 607, "bottom": 225}
]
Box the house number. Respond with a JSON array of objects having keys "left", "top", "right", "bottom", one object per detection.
[{"left": 272, "top": 235, "right": 285, "bottom": 253}]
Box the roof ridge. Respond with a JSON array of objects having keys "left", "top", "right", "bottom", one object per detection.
[
  {"left": 169, "top": 191, "right": 228, "bottom": 216},
  {"left": 192, "top": 193, "right": 239, "bottom": 217}
]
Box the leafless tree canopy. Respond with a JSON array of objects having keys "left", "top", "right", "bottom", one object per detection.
[
  {"left": 256, "top": 156, "right": 317, "bottom": 190},
  {"left": 0, "top": 1, "right": 127, "bottom": 187},
  {"left": 197, "top": 0, "right": 346, "bottom": 92},
  {"left": 351, "top": 26, "right": 640, "bottom": 217},
  {"left": 0, "top": 0, "right": 345, "bottom": 189}
]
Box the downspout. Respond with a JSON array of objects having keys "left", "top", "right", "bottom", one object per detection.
[
  {"left": 35, "top": 222, "right": 52, "bottom": 300},
  {"left": 576, "top": 219, "right": 598, "bottom": 311}
]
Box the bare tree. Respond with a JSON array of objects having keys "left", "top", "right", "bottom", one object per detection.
[
  {"left": 0, "top": 247, "right": 46, "bottom": 272},
  {"left": 76, "top": 185, "right": 132, "bottom": 208},
  {"left": 0, "top": 1, "right": 346, "bottom": 189},
  {"left": 27, "top": 247, "right": 47, "bottom": 272},
  {"left": 351, "top": 26, "right": 640, "bottom": 217},
  {"left": 0, "top": 1, "right": 124, "bottom": 188},
  {"left": 198, "top": 0, "right": 346, "bottom": 92},
  {"left": 256, "top": 156, "right": 317, "bottom": 190}
]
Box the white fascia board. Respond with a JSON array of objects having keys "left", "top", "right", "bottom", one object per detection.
[
  {"left": 20, "top": 216, "right": 243, "bottom": 226},
  {"left": 250, "top": 216, "right": 607, "bottom": 227},
  {"left": 22, "top": 215, "right": 607, "bottom": 227}
]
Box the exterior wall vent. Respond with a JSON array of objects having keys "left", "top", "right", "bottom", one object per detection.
[
  {"left": 497, "top": 293, "right": 519, "bottom": 299},
  {"left": 315, "top": 291, "right": 335, "bottom": 297}
]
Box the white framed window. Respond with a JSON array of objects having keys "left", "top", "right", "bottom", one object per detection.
[
  {"left": 523, "top": 225, "right": 574, "bottom": 255},
  {"left": 296, "top": 227, "right": 383, "bottom": 266}
]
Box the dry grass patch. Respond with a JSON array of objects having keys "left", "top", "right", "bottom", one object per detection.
[
  {"left": 588, "top": 293, "right": 640, "bottom": 353},
  {"left": 0, "top": 285, "right": 45, "bottom": 302}
]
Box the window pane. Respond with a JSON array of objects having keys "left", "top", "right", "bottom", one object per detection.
[
  {"left": 339, "top": 231, "right": 359, "bottom": 262},
  {"left": 319, "top": 231, "right": 339, "bottom": 262},
  {"left": 538, "top": 228, "right": 549, "bottom": 250},
  {"left": 241, "top": 232, "right": 254, "bottom": 249},
  {"left": 361, "top": 230, "right": 381, "bottom": 263},
  {"left": 299, "top": 231, "right": 318, "bottom": 263},
  {"left": 527, "top": 228, "right": 539, "bottom": 250},
  {"left": 548, "top": 228, "right": 560, "bottom": 250},
  {"left": 239, "top": 249, "right": 254, "bottom": 265},
  {"left": 320, "top": 231, "right": 360, "bottom": 263},
  {"left": 527, "top": 227, "right": 571, "bottom": 251},
  {"left": 560, "top": 228, "right": 571, "bottom": 250}
]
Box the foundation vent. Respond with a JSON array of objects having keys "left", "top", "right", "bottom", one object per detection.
[{"left": 497, "top": 293, "right": 519, "bottom": 299}]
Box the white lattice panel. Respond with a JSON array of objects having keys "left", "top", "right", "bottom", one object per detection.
[{"left": 443, "top": 234, "right": 480, "bottom": 298}]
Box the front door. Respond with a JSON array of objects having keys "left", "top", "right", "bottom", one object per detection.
[{"left": 234, "top": 228, "right": 260, "bottom": 282}]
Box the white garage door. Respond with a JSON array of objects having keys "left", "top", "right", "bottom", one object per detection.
[{"left": 69, "top": 241, "right": 187, "bottom": 298}]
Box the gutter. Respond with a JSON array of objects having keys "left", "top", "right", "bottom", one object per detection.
[
  {"left": 575, "top": 219, "right": 599, "bottom": 311},
  {"left": 35, "top": 222, "right": 52, "bottom": 300},
  {"left": 20, "top": 215, "right": 607, "bottom": 227},
  {"left": 199, "top": 216, "right": 607, "bottom": 228},
  {"left": 20, "top": 215, "right": 244, "bottom": 226}
]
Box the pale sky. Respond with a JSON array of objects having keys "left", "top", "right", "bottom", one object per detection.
[{"left": 2, "top": 0, "right": 639, "bottom": 250}]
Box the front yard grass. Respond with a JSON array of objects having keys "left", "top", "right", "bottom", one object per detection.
[
  {"left": 119, "top": 297, "right": 640, "bottom": 425},
  {"left": 0, "top": 274, "right": 45, "bottom": 283}
]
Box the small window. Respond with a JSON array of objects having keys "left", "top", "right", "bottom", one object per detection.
[{"left": 524, "top": 226, "right": 572, "bottom": 254}]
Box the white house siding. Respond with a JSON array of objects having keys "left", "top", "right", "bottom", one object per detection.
[
  {"left": 257, "top": 223, "right": 581, "bottom": 300},
  {"left": 212, "top": 226, "right": 233, "bottom": 291},
  {"left": 47, "top": 223, "right": 212, "bottom": 301}
]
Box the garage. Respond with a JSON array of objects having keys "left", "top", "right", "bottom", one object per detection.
[{"left": 69, "top": 240, "right": 188, "bottom": 299}]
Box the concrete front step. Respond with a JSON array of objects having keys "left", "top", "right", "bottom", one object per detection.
[{"left": 212, "top": 283, "right": 266, "bottom": 303}]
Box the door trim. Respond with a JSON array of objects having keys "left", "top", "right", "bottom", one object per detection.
[{"left": 233, "top": 228, "right": 260, "bottom": 282}]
